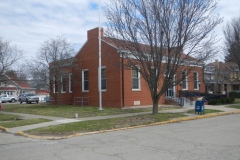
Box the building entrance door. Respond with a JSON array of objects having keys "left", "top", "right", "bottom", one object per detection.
[{"left": 166, "top": 85, "right": 175, "bottom": 97}]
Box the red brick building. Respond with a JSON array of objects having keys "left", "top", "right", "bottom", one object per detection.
[{"left": 50, "top": 27, "right": 205, "bottom": 108}]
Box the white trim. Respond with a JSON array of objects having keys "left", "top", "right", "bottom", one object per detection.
[
  {"left": 82, "top": 69, "right": 89, "bottom": 92},
  {"left": 100, "top": 66, "right": 107, "bottom": 91},
  {"left": 117, "top": 51, "right": 204, "bottom": 68},
  {"left": 132, "top": 66, "right": 141, "bottom": 91},
  {"left": 182, "top": 71, "right": 188, "bottom": 90},
  {"left": 69, "top": 73, "right": 73, "bottom": 93},
  {"left": 61, "top": 75, "right": 66, "bottom": 93},
  {"left": 194, "top": 72, "right": 199, "bottom": 90},
  {"left": 53, "top": 78, "right": 58, "bottom": 93}
]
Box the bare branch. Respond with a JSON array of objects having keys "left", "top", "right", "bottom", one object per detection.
[
  {"left": 105, "top": 0, "right": 222, "bottom": 114},
  {"left": 26, "top": 36, "right": 75, "bottom": 105},
  {"left": 224, "top": 15, "right": 240, "bottom": 68},
  {"left": 0, "top": 38, "right": 23, "bottom": 76}
]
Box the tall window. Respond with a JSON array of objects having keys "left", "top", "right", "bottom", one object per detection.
[
  {"left": 182, "top": 71, "right": 188, "bottom": 90},
  {"left": 132, "top": 66, "right": 140, "bottom": 90},
  {"left": 101, "top": 67, "right": 106, "bottom": 90},
  {"left": 61, "top": 75, "right": 67, "bottom": 93},
  {"left": 69, "top": 73, "right": 73, "bottom": 93},
  {"left": 82, "top": 70, "right": 89, "bottom": 92},
  {"left": 53, "top": 78, "right": 58, "bottom": 93},
  {"left": 194, "top": 72, "right": 199, "bottom": 90}
]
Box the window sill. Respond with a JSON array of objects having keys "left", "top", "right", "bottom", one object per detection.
[{"left": 132, "top": 89, "right": 141, "bottom": 91}]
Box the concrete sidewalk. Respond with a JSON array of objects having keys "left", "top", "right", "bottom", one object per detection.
[{"left": 0, "top": 104, "right": 239, "bottom": 135}]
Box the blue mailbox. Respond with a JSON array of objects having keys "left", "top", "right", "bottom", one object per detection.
[{"left": 195, "top": 100, "right": 204, "bottom": 114}]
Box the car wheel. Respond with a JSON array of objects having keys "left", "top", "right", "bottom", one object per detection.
[
  {"left": 36, "top": 101, "right": 39, "bottom": 103},
  {"left": 11, "top": 99, "right": 15, "bottom": 103}
]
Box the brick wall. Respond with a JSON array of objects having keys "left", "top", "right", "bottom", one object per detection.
[{"left": 50, "top": 27, "right": 205, "bottom": 108}]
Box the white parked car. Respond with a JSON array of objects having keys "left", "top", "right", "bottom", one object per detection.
[
  {"left": 0, "top": 94, "right": 17, "bottom": 103},
  {"left": 19, "top": 94, "right": 39, "bottom": 104}
]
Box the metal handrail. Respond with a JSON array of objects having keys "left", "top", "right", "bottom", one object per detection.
[{"left": 74, "top": 97, "right": 89, "bottom": 106}]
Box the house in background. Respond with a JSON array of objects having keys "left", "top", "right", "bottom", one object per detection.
[
  {"left": 35, "top": 89, "right": 50, "bottom": 102},
  {"left": 0, "top": 75, "right": 35, "bottom": 97},
  {"left": 204, "top": 60, "right": 240, "bottom": 94},
  {"left": 50, "top": 27, "right": 205, "bottom": 108}
]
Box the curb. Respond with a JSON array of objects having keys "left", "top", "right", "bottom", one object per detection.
[
  {"left": 5, "top": 110, "right": 240, "bottom": 140},
  {"left": 0, "top": 126, "right": 9, "bottom": 132}
]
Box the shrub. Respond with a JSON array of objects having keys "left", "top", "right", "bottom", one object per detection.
[
  {"left": 230, "top": 97, "right": 235, "bottom": 103},
  {"left": 225, "top": 98, "right": 230, "bottom": 104},
  {"left": 206, "top": 98, "right": 235, "bottom": 105},
  {"left": 216, "top": 99, "right": 222, "bottom": 104},
  {"left": 208, "top": 100, "right": 212, "bottom": 105},
  {"left": 208, "top": 99, "right": 217, "bottom": 105},
  {"left": 221, "top": 98, "right": 226, "bottom": 104},
  {"left": 229, "top": 92, "right": 240, "bottom": 98}
]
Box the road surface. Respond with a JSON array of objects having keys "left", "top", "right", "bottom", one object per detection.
[{"left": 1, "top": 114, "right": 240, "bottom": 160}]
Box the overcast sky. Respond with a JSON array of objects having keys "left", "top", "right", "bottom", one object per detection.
[{"left": 0, "top": 0, "right": 240, "bottom": 62}]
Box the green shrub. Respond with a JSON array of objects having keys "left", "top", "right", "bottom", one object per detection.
[
  {"left": 208, "top": 100, "right": 212, "bottom": 105},
  {"left": 217, "top": 99, "right": 222, "bottom": 104},
  {"left": 229, "top": 92, "right": 240, "bottom": 98},
  {"left": 225, "top": 98, "right": 230, "bottom": 104},
  {"left": 208, "top": 99, "right": 217, "bottom": 105},
  {"left": 221, "top": 98, "right": 226, "bottom": 104},
  {"left": 230, "top": 97, "right": 235, "bottom": 103},
  {"left": 206, "top": 98, "right": 235, "bottom": 105}
]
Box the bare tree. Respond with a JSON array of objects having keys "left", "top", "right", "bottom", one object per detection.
[
  {"left": 224, "top": 15, "right": 240, "bottom": 68},
  {"left": 105, "top": 0, "right": 222, "bottom": 114},
  {"left": 27, "top": 36, "right": 75, "bottom": 104},
  {"left": 0, "top": 38, "right": 22, "bottom": 77}
]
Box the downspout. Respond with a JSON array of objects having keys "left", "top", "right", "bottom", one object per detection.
[{"left": 121, "top": 51, "right": 125, "bottom": 108}]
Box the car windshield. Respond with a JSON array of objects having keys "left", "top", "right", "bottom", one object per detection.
[{"left": 21, "top": 94, "right": 35, "bottom": 97}]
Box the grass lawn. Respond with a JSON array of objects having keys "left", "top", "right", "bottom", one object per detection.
[
  {"left": 0, "top": 113, "right": 21, "bottom": 121},
  {"left": 226, "top": 98, "right": 240, "bottom": 109},
  {"left": 233, "top": 98, "right": 240, "bottom": 104},
  {"left": 187, "top": 109, "right": 223, "bottom": 114},
  {"left": 226, "top": 105, "right": 240, "bottom": 109},
  {"left": 0, "top": 118, "right": 51, "bottom": 128},
  {"left": 2, "top": 103, "right": 179, "bottom": 118},
  {"left": 25, "top": 113, "right": 185, "bottom": 136}
]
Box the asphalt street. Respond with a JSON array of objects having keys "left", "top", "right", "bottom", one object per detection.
[{"left": 1, "top": 114, "right": 240, "bottom": 160}]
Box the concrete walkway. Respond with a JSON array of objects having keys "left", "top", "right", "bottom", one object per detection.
[{"left": 0, "top": 104, "right": 239, "bottom": 135}]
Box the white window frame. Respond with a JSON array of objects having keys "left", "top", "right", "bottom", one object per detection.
[
  {"left": 82, "top": 69, "right": 89, "bottom": 92},
  {"left": 132, "top": 66, "right": 141, "bottom": 91},
  {"left": 69, "top": 73, "right": 73, "bottom": 93},
  {"left": 101, "top": 66, "right": 107, "bottom": 91},
  {"left": 182, "top": 71, "right": 188, "bottom": 90},
  {"left": 194, "top": 72, "right": 199, "bottom": 90},
  {"left": 53, "top": 78, "right": 58, "bottom": 93},
  {"left": 61, "top": 75, "right": 67, "bottom": 93}
]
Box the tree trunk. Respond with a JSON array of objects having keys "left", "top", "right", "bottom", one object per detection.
[{"left": 152, "top": 102, "right": 159, "bottom": 115}]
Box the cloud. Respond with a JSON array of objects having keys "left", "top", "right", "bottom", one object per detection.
[
  {"left": 0, "top": 0, "right": 101, "bottom": 59},
  {"left": 0, "top": 0, "right": 239, "bottom": 62}
]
